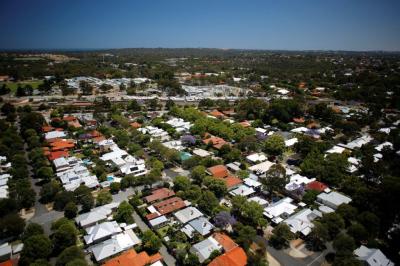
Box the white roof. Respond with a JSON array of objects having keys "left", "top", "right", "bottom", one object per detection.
[
  {"left": 174, "top": 207, "right": 203, "bottom": 224},
  {"left": 354, "top": 245, "right": 394, "bottom": 266},
  {"left": 190, "top": 236, "right": 222, "bottom": 263},
  {"left": 375, "top": 142, "right": 393, "bottom": 152},
  {"left": 263, "top": 197, "right": 297, "bottom": 220},
  {"left": 45, "top": 130, "right": 66, "bottom": 140},
  {"left": 283, "top": 208, "right": 318, "bottom": 236},
  {"left": 339, "top": 135, "right": 373, "bottom": 150},
  {"left": 248, "top": 196, "right": 269, "bottom": 206},
  {"left": 53, "top": 157, "right": 69, "bottom": 168},
  {"left": 249, "top": 160, "right": 275, "bottom": 174},
  {"left": 326, "top": 145, "right": 346, "bottom": 154},
  {"left": 246, "top": 153, "right": 268, "bottom": 163},
  {"left": 244, "top": 177, "right": 262, "bottom": 188},
  {"left": 84, "top": 221, "right": 122, "bottom": 245},
  {"left": 149, "top": 216, "right": 168, "bottom": 227},
  {"left": 285, "top": 138, "right": 298, "bottom": 147},
  {"left": 192, "top": 148, "right": 211, "bottom": 157},
  {"left": 229, "top": 185, "right": 255, "bottom": 197},
  {"left": 317, "top": 191, "right": 352, "bottom": 209}
]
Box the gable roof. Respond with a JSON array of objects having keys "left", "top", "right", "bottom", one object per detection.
[
  {"left": 153, "top": 197, "right": 186, "bottom": 215},
  {"left": 103, "top": 249, "right": 162, "bottom": 266},
  {"left": 212, "top": 233, "right": 238, "bottom": 252},
  {"left": 144, "top": 188, "right": 175, "bottom": 203},
  {"left": 354, "top": 245, "right": 394, "bottom": 266},
  {"left": 208, "top": 246, "right": 247, "bottom": 266},
  {"left": 207, "top": 165, "right": 229, "bottom": 178},
  {"left": 306, "top": 181, "right": 328, "bottom": 192}
]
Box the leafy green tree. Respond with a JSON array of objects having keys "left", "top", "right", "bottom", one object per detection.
[
  {"left": 52, "top": 223, "right": 77, "bottom": 254},
  {"left": 81, "top": 194, "right": 94, "bottom": 212},
  {"left": 173, "top": 175, "right": 191, "bottom": 191},
  {"left": 302, "top": 190, "right": 320, "bottom": 205},
  {"left": 39, "top": 180, "right": 61, "bottom": 203},
  {"left": 333, "top": 233, "right": 356, "bottom": 257},
  {"left": 202, "top": 176, "right": 227, "bottom": 197},
  {"left": 110, "top": 182, "right": 121, "bottom": 194},
  {"left": 142, "top": 230, "right": 162, "bottom": 253},
  {"left": 56, "top": 246, "right": 85, "bottom": 266},
  {"left": 347, "top": 223, "right": 368, "bottom": 243},
  {"left": 0, "top": 213, "right": 25, "bottom": 238},
  {"left": 261, "top": 164, "right": 288, "bottom": 195},
  {"left": 21, "top": 234, "right": 52, "bottom": 265},
  {"left": 53, "top": 191, "right": 75, "bottom": 211},
  {"left": 357, "top": 211, "right": 380, "bottom": 237},
  {"left": 308, "top": 222, "right": 329, "bottom": 251},
  {"left": 114, "top": 201, "right": 134, "bottom": 224},
  {"left": 22, "top": 223, "right": 44, "bottom": 241},
  {"left": 264, "top": 134, "right": 285, "bottom": 155},
  {"left": 36, "top": 166, "right": 53, "bottom": 180},
  {"left": 336, "top": 204, "right": 358, "bottom": 226},
  {"left": 66, "top": 259, "right": 88, "bottom": 266},
  {"left": 64, "top": 201, "right": 78, "bottom": 219},
  {"left": 270, "top": 223, "right": 295, "bottom": 249},
  {"left": 184, "top": 253, "right": 200, "bottom": 266},
  {"left": 320, "top": 212, "right": 345, "bottom": 240},
  {"left": 96, "top": 189, "right": 112, "bottom": 206},
  {"left": 191, "top": 165, "right": 206, "bottom": 184},
  {"left": 235, "top": 223, "right": 257, "bottom": 250},
  {"left": 197, "top": 190, "right": 219, "bottom": 215}
]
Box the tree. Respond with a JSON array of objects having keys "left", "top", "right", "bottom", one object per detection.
[
  {"left": 56, "top": 246, "right": 85, "bottom": 266},
  {"left": 39, "top": 180, "right": 61, "bottom": 203},
  {"left": 114, "top": 201, "right": 134, "bottom": 224},
  {"left": 142, "top": 230, "right": 162, "bottom": 253},
  {"left": 191, "top": 165, "right": 206, "bottom": 184},
  {"left": 36, "top": 166, "right": 53, "bottom": 180},
  {"left": 308, "top": 222, "right": 329, "bottom": 251},
  {"left": 0, "top": 213, "right": 25, "bottom": 238},
  {"left": 336, "top": 204, "right": 358, "bottom": 226},
  {"left": 270, "top": 223, "right": 295, "bottom": 249},
  {"left": 302, "top": 190, "right": 320, "bottom": 205},
  {"left": 81, "top": 194, "right": 94, "bottom": 212},
  {"left": 357, "top": 211, "right": 380, "bottom": 237},
  {"left": 184, "top": 253, "right": 200, "bottom": 266},
  {"left": 214, "top": 211, "right": 237, "bottom": 229},
  {"left": 52, "top": 223, "right": 77, "bottom": 254},
  {"left": 127, "top": 100, "right": 141, "bottom": 111},
  {"left": 165, "top": 99, "right": 175, "bottom": 110},
  {"left": 64, "top": 201, "right": 78, "bottom": 219},
  {"left": 235, "top": 223, "right": 256, "bottom": 250},
  {"left": 320, "top": 212, "right": 345, "bottom": 240},
  {"left": 1, "top": 102, "right": 16, "bottom": 115},
  {"left": 22, "top": 223, "right": 44, "bottom": 241},
  {"left": 202, "top": 176, "right": 227, "bottom": 197},
  {"left": 333, "top": 233, "right": 356, "bottom": 257},
  {"left": 96, "top": 189, "right": 112, "bottom": 206},
  {"left": 197, "top": 190, "right": 219, "bottom": 215},
  {"left": 347, "top": 223, "right": 368, "bottom": 243},
  {"left": 53, "top": 191, "right": 75, "bottom": 211},
  {"left": 173, "top": 175, "right": 191, "bottom": 191},
  {"left": 110, "top": 182, "right": 121, "bottom": 194},
  {"left": 264, "top": 134, "right": 285, "bottom": 156},
  {"left": 66, "top": 259, "right": 88, "bottom": 266},
  {"left": 20, "top": 235, "right": 52, "bottom": 265},
  {"left": 261, "top": 164, "right": 288, "bottom": 195}
]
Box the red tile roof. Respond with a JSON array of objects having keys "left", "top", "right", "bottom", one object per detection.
[
  {"left": 239, "top": 121, "right": 251, "bottom": 128},
  {"left": 103, "top": 249, "right": 162, "bottom": 266},
  {"left": 203, "top": 136, "right": 228, "bottom": 150},
  {"left": 50, "top": 139, "right": 75, "bottom": 151},
  {"left": 213, "top": 233, "right": 238, "bottom": 252},
  {"left": 130, "top": 122, "right": 142, "bottom": 129},
  {"left": 144, "top": 188, "right": 175, "bottom": 203},
  {"left": 208, "top": 246, "right": 247, "bottom": 266},
  {"left": 207, "top": 165, "right": 229, "bottom": 178},
  {"left": 48, "top": 150, "right": 69, "bottom": 161},
  {"left": 305, "top": 181, "right": 328, "bottom": 192},
  {"left": 224, "top": 176, "right": 243, "bottom": 189},
  {"left": 153, "top": 197, "right": 186, "bottom": 215},
  {"left": 209, "top": 109, "right": 225, "bottom": 118}
]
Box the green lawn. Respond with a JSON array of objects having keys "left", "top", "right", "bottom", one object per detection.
[
  {"left": 0, "top": 80, "right": 43, "bottom": 93},
  {"left": 157, "top": 226, "right": 170, "bottom": 238}
]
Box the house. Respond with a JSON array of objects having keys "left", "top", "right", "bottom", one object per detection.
[
  {"left": 193, "top": 148, "right": 211, "bottom": 157},
  {"left": 84, "top": 221, "right": 122, "bottom": 245},
  {"left": 316, "top": 191, "right": 351, "bottom": 210},
  {"left": 285, "top": 138, "right": 298, "bottom": 147},
  {"left": 190, "top": 236, "right": 222, "bottom": 263},
  {"left": 208, "top": 246, "right": 247, "bottom": 266},
  {"left": 246, "top": 153, "right": 268, "bottom": 164},
  {"left": 174, "top": 207, "right": 203, "bottom": 224},
  {"left": 75, "top": 202, "right": 120, "bottom": 228},
  {"left": 248, "top": 196, "right": 269, "bottom": 207},
  {"left": 165, "top": 117, "right": 192, "bottom": 132},
  {"left": 203, "top": 135, "right": 228, "bottom": 150},
  {"left": 102, "top": 249, "right": 163, "bottom": 266},
  {"left": 212, "top": 232, "right": 238, "bottom": 252},
  {"left": 44, "top": 130, "right": 66, "bottom": 140},
  {"left": 283, "top": 208, "right": 321, "bottom": 236},
  {"left": 305, "top": 181, "right": 328, "bottom": 192},
  {"left": 226, "top": 162, "right": 241, "bottom": 172},
  {"left": 206, "top": 165, "right": 243, "bottom": 190},
  {"left": 149, "top": 216, "right": 168, "bottom": 228},
  {"left": 153, "top": 197, "right": 187, "bottom": 215},
  {"left": 229, "top": 185, "right": 255, "bottom": 197},
  {"left": 162, "top": 140, "right": 184, "bottom": 151},
  {"left": 249, "top": 160, "right": 275, "bottom": 176},
  {"left": 90, "top": 231, "right": 141, "bottom": 262},
  {"left": 209, "top": 110, "right": 225, "bottom": 119},
  {"left": 285, "top": 174, "right": 315, "bottom": 192},
  {"left": 263, "top": 197, "right": 298, "bottom": 224},
  {"left": 183, "top": 217, "right": 214, "bottom": 237},
  {"left": 354, "top": 245, "right": 394, "bottom": 266},
  {"left": 144, "top": 188, "right": 175, "bottom": 203}
]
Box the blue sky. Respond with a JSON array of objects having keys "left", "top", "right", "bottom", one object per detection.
[{"left": 0, "top": 0, "right": 399, "bottom": 51}]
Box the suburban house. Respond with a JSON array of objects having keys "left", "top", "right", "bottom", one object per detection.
[
  {"left": 354, "top": 245, "right": 394, "bottom": 266},
  {"left": 102, "top": 249, "right": 163, "bottom": 266},
  {"left": 283, "top": 208, "right": 321, "bottom": 236},
  {"left": 263, "top": 197, "right": 298, "bottom": 224},
  {"left": 206, "top": 165, "right": 242, "bottom": 190},
  {"left": 316, "top": 191, "right": 352, "bottom": 210},
  {"left": 190, "top": 236, "right": 222, "bottom": 263}
]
